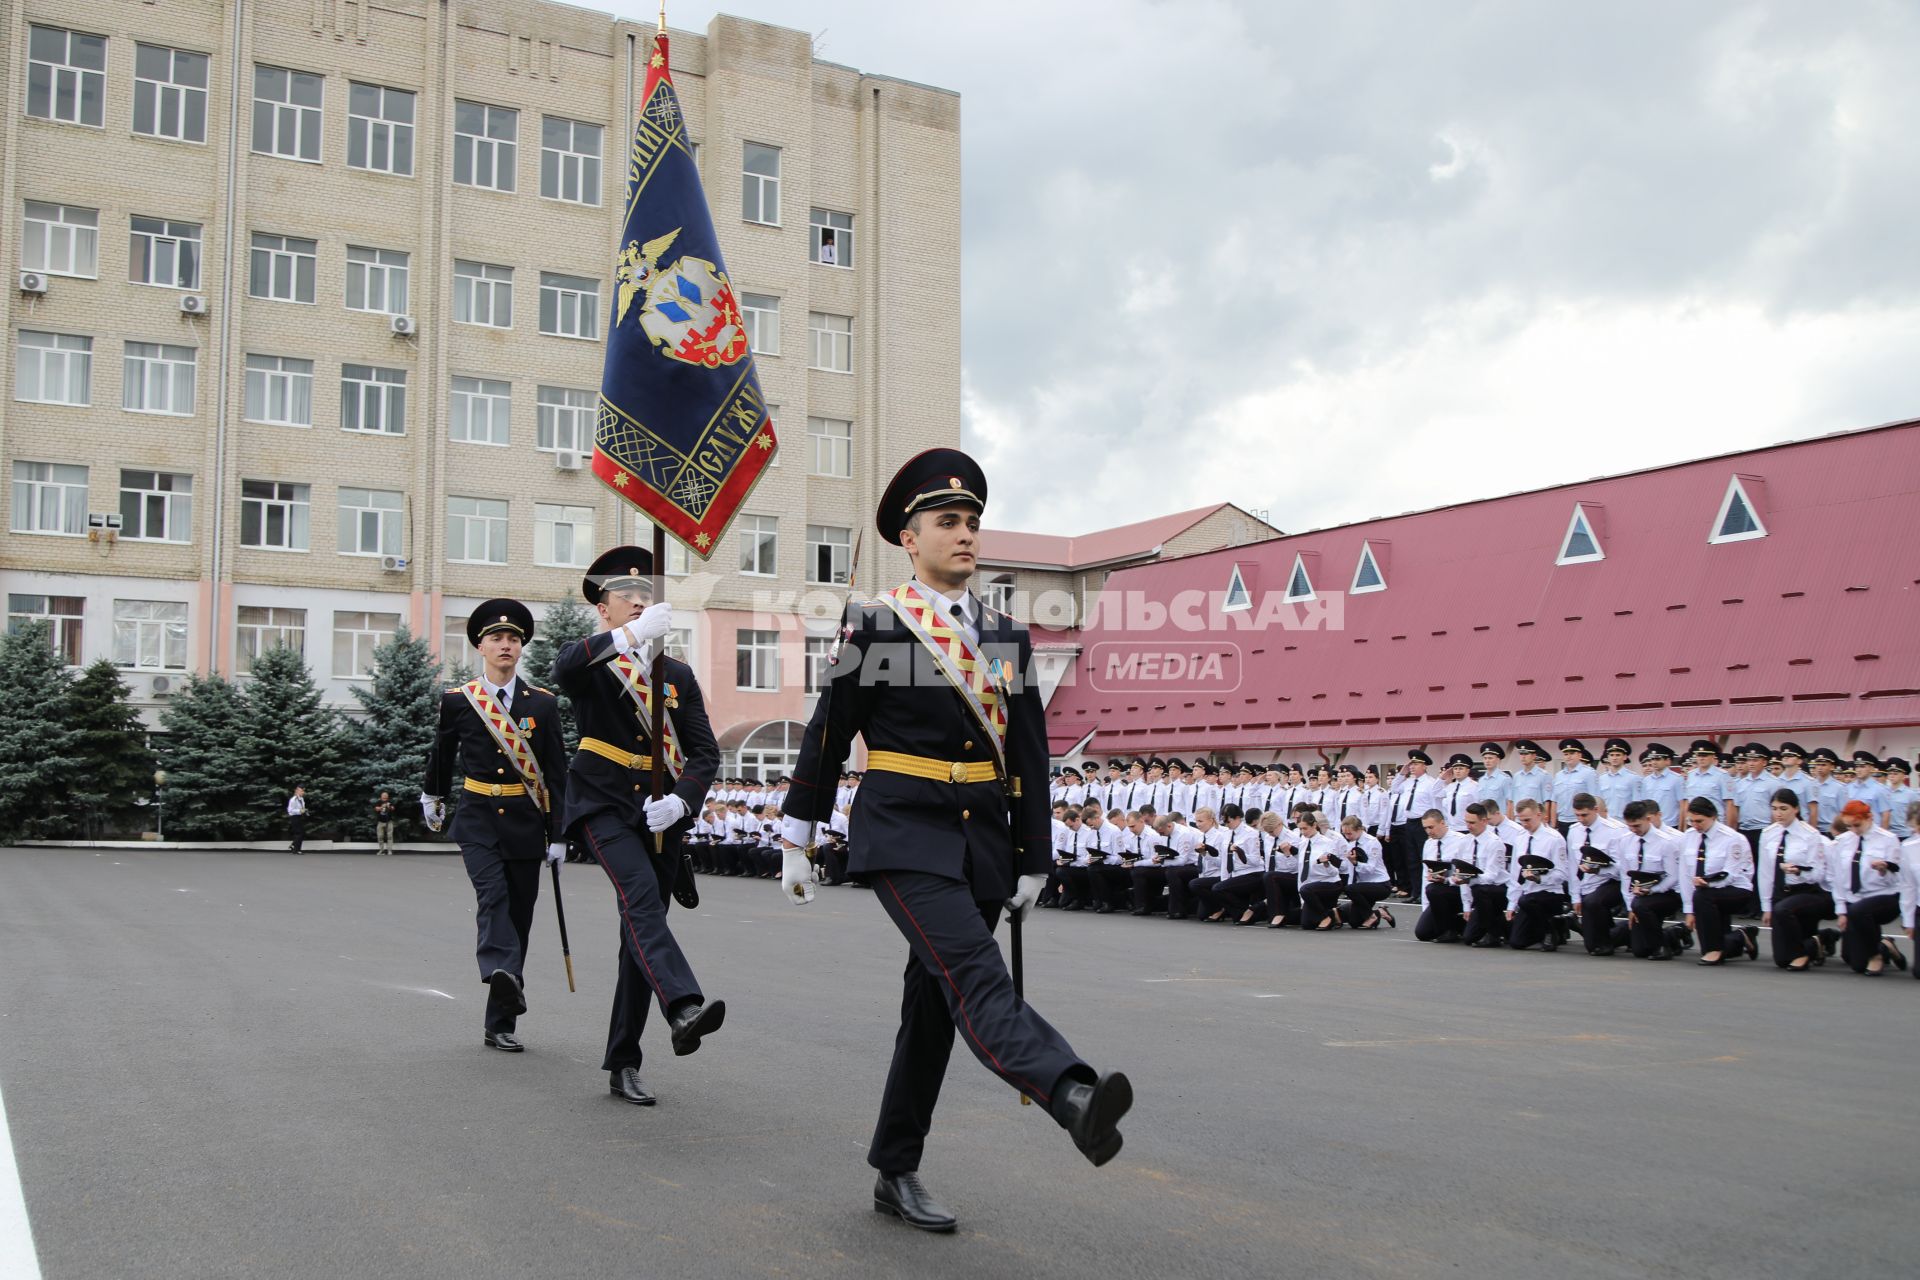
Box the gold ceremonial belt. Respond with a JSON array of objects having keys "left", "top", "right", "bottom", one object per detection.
[
  {"left": 463, "top": 779, "right": 528, "bottom": 798},
  {"left": 579, "top": 737, "right": 654, "bottom": 770},
  {"left": 867, "top": 750, "right": 998, "bottom": 785}
]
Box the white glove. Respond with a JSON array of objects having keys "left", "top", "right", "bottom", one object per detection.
[
  {"left": 546, "top": 841, "right": 565, "bottom": 866},
  {"left": 1006, "top": 873, "right": 1047, "bottom": 923},
  {"left": 420, "top": 794, "right": 445, "bottom": 832},
  {"left": 781, "top": 846, "right": 816, "bottom": 905},
  {"left": 643, "top": 793, "right": 688, "bottom": 832},
  {"left": 623, "top": 601, "right": 673, "bottom": 647}
]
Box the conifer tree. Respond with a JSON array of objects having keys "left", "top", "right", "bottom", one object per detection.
[
  {"left": 64, "top": 659, "right": 155, "bottom": 839},
  {"left": 0, "top": 622, "right": 78, "bottom": 841},
  {"left": 237, "top": 645, "right": 352, "bottom": 838},
  {"left": 348, "top": 626, "right": 441, "bottom": 839},
  {"left": 520, "top": 597, "right": 596, "bottom": 749},
  {"left": 157, "top": 673, "right": 256, "bottom": 840}
]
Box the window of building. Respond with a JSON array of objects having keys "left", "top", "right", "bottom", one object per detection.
[
  {"left": 741, "top": 142, "right": 780, "bottom": 225},
  {"left": 808, "top": 312, "right": 852, "bottom": 373},
  {"left": 1223, "top": 564, "right": 1251, "bottom": 612},
  {"left": 806, "top": 416, "right": 851, "bottom": 477},
  {"left": 129, "top": 215, "right": 201, "bottom": 289},
  {"left": 345, "top": 245, "right": 409, "bottom": 315},
  {"left": 7, "top": 594, "right": 84, "bottom": 665},
  {"left": 133, "top": 44, "right": 208, "bottom": 143},
  {"left": 453, "top": 100, "right": 516, "bottom": 191},
  {"left": 243, "top": 354, "right": 313, "bottom": 426},
  {"left": 15, "top": 331, "right": 92, "bottom": 405},
  {"left": 236, "top": 606, "right": 304, "bottom": 673},
  {"left": 804, "top": 635, "right": 833, "bottom": 694},
  {"left": 113, "top": 599, "right": 188, "bottom": 670},
  {"left": 452, "top": 259, "right": 512, "bottom": 327},
  {"left": 123, "top": 341, "right": 196, "bottom": 416},
  {"left": 540, "top": 116, "right": 602, "bottom": 204},
  {"left": 1351, "top": 542, "right": 1386, "bottom": 593},
  {"left": 1709, "top": 475, "right": 1768, "bottom": 544},
  {"left": 738, "top": 514, "right": 777, "bottom": 576},
  {"left": 239, "top": 480, "right": 310, "bottom": 551},
  {"left": 663, "top": 627, "right": 692, "bottom": 663},
  {"left": 535, "top": 503, "right": 594, "bottom": 567},
  {"left": 251, "top": 64, "right": 323, "bottom": 162},
  {"left": 1557, "top": 505, "right": 1604, "bottom": 565},
  {"left": 26, "top": 25, "right": 106, "bottom": 127},
  {"left": 248, "top": 232, "right": 317, "bottom": 303},
  {"left": 10, "top": 461, "right": 88, "bottom": 535},
  {"left": 806, "top": 524, "right": 851, "bottom": 585},
  {"left": 735, "top": 629, "right": 779, "bottom": 691},
  {"left": 741, "top": 293, "right": 779, "bottom": 355},
  {"left": 638, "top": 519, "right": 691, "bottom": 575},
  {"left": 332, "top": 610, "right": 399, "bottom": 679},
  {"left": 982, "top": 573, "right": 1015, "bottom": 616},
  {"left": 539, "top": 272, "right": 598, "bottom": 339},
  {"left": 441, "top": 618, "right": 480, "bottom": 679},
  {"left": 22, "top": 200, "right": 98, "bottom": 277},
  {"left": 341, "top": 364, "right": 406, "bottom": 435},
  {"left": 450, "top": 376, "right": 510, "bottom": 445},
  {"left": 119, "top": 469, "right": 192, "bottom": 541},
  {"left": 809, "top": 208, "right": 853, "bottom": 268},
  {"left": 447, "top": 496, "right": 508, "bottom": 564},
  {"left": 337, "top": 487, "right": 403, "bottom": 557},
  {"left": 765, "top": 403, "right": 781, "bottom": 466},
  {"left": 535, "top": 386, "right": 593, "bottom": 453},
  {"left": 1283, "top": 554, "right": 1314, "bottom": 603},
  {"left": 347, "top": 82, "right": 414, "bottom": 176},
  {"left": 734, "top": 720, "right": 803, "bottom": 780}
]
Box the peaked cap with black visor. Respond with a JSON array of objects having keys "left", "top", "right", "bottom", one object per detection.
[
  {"left": 581, "top": 544, "right": 655, "bottom": 605},
  {"left": 466, "top": 598, "right": 535, "bottom": 648},
  {"left": 878, "top": 448, "right": 988, "bottom": 546}
]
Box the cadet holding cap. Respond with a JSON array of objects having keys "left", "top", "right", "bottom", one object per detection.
[
  {"left": 421, "top": 600, "right": 571, "bottom": 1054},
  {"left": 554, "top": 546, "right": 726, "bottom": 1107}
]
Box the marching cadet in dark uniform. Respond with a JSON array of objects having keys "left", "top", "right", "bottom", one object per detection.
[
  {"left": 421, "top": 600, "right": 569, "bottom": 1053},
  {"left": 554, "top": 547, "right": 725, "bottom": 1106},
  {"left": 779, "top": 448, "right": 1133, "bottom": 1234}
]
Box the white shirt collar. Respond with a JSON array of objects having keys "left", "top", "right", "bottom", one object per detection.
[
  {"left": 912, "top": 578, "right": 977, "bottom": 629},
  {"left": 485, "top": 674, "right": 515, "bottom": 702}
]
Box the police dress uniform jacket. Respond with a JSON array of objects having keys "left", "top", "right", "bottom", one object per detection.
[
  {"left": 552, "top": 632, "right": 720, "bottom": 837},
  {"left": 785, "top": 597, "right": 1048, "bottom": 905},
  {"left": 424, "top": 677, "right": 570, "bottom": 856}
]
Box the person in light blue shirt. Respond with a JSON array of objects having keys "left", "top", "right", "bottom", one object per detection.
[
  {"left": 1594, "top": 738, "right": 1640, "bottom": 819},
  {"left": 1770, "top": 742, "right": 1815, "bottom": 817},
  {"left": 1635, "top": 744, "right": 1686, "bottom": 826},
  {"left": 1550, "top": 738, "right": 1599, "bottom": 832},
  {"left": 1729, "top": 743, "right": 1777, "bottom": 854},
  {"left": 1807, "top": 748, "right": 1847, "bottom": 829},
  {"left": 1476, "top": 742, "right": 1513, "bottom": 818},
  {"left": 1681, "top": 740, "right": 1736, "bottom": 823},
  {"left": 1844, "top": 751, "right": 1895, "bottom": 829},
  {"left": 1884, "top": 757, "right": 1917, "bottom": 839},
  {"left": 1509, "top": 740, "right": 1553, "bottom": 808}
]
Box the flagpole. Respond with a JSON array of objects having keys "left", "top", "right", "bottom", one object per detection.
[{"left": 649, "top": 523, "right": 669, "bottom": 856}]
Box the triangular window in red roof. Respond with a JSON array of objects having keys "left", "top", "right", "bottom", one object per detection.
[
  {"left": 1351, "top": 542, "right": 1386, "bottom": 593},
  {"left": 1284, "top": 553, "right": 1314, "bottom": 603},
  {"left": 1557, "top": 504, "right": 1604, "bottom": 565},
  {"left": 1224, "top": 564, "right": 1251, "bottom": 611},
  {"left": 1710, "top": 475, "right": 1767, "bottom": 544}
]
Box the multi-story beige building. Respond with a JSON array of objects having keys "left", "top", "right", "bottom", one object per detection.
[{"left": 0, "top": 2, "right": 958, "bottom": 779}]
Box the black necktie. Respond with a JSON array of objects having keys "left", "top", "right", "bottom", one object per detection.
[
  {"left": 1852, "top": 838, "right": 1864, "bottom": 893},
  {"left": 1696, "top": 833, "right": 1708, "bottom": 878},
  {"left": 1450, "top": 784, "right": 1459, "bottom": 816},
  {"left": 1637, "top": 835, "right": 1646, "bottom": 870}
]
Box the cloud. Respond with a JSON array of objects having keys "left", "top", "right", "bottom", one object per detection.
[{"left": 621, "top": 1, "right": 1920, "bottom": 535}]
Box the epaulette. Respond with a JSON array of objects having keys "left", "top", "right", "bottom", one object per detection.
[{"left": 531, "top": 685, "right": 553, "bottom": 696}]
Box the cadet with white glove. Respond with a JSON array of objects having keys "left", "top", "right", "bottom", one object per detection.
[
  {"left": 553, "top": 546, "right": 725, "bottom": 1107},
  {"left": 779, "top": 449, "right": 1133, "bottom": 1234},
  {"left": 422, "top": 599, "right": 570, "bottom": 1054}
]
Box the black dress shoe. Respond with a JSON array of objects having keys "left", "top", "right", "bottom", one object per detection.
[
  {"left": 1053, "top": 1070, "right": 1133, "bottom": 1167},
  {"left": 1592, "top": 947, "right": 1615, "bottom": 957},
  {"left": 609, "top": 1067, "right": 656, "bottom": 1105},
  {"left": 873, "top": 1172, "right": 956, "bottom": 1233},
  {"left": 668, "top": 999, "right": 726, "bottom": 1057},
  {"left": 489, "top": 969, "right": 527, "bottom": 1017},
  {"left": 483, "top": 1030, "right": 524, "bottom": 1052}
]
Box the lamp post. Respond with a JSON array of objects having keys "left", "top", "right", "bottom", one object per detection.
[{"left": 153, "top": 769, "right": 167, "bottom": 841}]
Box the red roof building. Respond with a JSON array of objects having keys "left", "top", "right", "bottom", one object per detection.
[{"left": 1044, "top": 418, "right": 1920, "bottom": 766}]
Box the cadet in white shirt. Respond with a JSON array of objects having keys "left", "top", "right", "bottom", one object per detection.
[
  {"left": 1136, "top": 815, "right": 1200, "bottom": 917},
  {"left": 1337, "top": 815, "right": 1394, "bottom": 929},
  {"left": 1459, "top": 803, "right": 1512, "bottom": 948},
  {"left": 1505, "top": 800, "right": 1573, "bottom": 951},
  {"left": 1619, "top": 800, "right": 1689, "bottom": 960},
  {"left": 1262, "top": 814, "right": 1306, "bottom": 928},
  {"left": 1388, "top": 751, "right": 1444, "bottom": 898},
  {"left": 1682, "top": 798, "right": 1760, "bottom": 965},
  {"left": 1757, "top": 789, "right": 1833, "bottom": 971},
  {"left": 1079, "top": 805, "right": 1130, "bottom": 914},
  {"left": 1214, "top": 808, "right": 1271, "bottom": 924},
  {"left": 1295, "top": 812, "right": 1351, "bottom": 931},
  {"left": 1437, "top": 754, "right": 1480, "bottom": 833},
  {"left": 1830, "top": 800, "right": 1906, "bottom": 975},
  {"left": 1187, "top": 808, "right": 1233, "bottom": 920},
  {"left": 1414, "top": 810, "right": 1477, "bottom": 942},
  {"left": 1567, "top": 795, "right": 1628, "bottom": 955},
  {"left": 1168, "top": 763, "right": 1198, "bottom": 826}
]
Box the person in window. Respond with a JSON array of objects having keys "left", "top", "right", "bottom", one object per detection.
[
  {"left": 286, "top": 786, "right": 306, "bottom": 853},
  {"left": 818, "top": 229, "right": 837, "bottom": 265}
]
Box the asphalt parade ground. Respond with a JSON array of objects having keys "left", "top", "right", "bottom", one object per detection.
[{"left": 1, "top": 848, "right": 1913, "bottom": 1280}]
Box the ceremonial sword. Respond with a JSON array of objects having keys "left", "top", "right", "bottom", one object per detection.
[
  {"left": 795, "top": 533, "right": 864, "bottom": 894},
  {"left": 550, "top": 857, "right": 576, "bottom": 992}
]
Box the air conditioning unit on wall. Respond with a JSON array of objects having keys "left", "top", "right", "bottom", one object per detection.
[{"left": 19, "top": 271, "right": 48, "bottom": 294}]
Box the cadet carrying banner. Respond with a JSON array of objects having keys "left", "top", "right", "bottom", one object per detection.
[{"left": 593, "top": 28, "right": 777, "bottom": 555}]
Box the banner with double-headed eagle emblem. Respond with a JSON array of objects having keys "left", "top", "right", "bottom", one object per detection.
[{"left": 593, "top": 30, "right": 776, "bottom": 556}]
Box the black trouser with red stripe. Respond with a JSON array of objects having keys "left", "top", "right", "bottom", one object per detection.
[
  {"left": 871, "top": 868, "right": 1087, "bottom": 1174},
  {"left": 581, "top": 813, "right": 702, "bottom": 1072}
]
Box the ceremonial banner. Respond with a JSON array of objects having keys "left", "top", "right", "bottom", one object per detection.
[{"left": 594, "top": 30, "right": 776, "bottom": 555}]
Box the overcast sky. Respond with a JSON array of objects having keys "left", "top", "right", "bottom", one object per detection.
[{"left": 617, "top": 1, "right": 1920, "bottom": 537}]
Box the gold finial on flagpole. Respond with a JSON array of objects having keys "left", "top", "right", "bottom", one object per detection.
[{"left": 658, "top": 2, "right": 667, "bottom": 35}]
